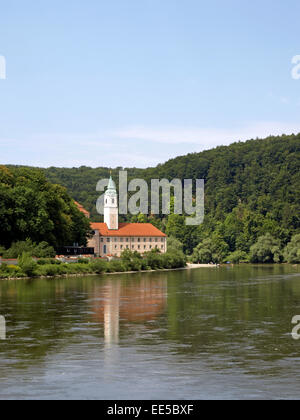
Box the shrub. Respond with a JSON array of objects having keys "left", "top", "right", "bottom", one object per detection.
[
  {"left": 77, "top": 258, "right": 90, "bottom": 264},
  {"left": 145, "top": 250, "right": 164, "bottom": 269},
  {"left": 0, "top": 263, "right": 9, "bottom": 273},
  {"left": 71, "top": 263, "right": 92, "bottom": 274},
  {"left": 106, "top": 260, "right": 126, "bottom": 273},
  {"left": 226, "top": 250, "right": 249, "bottom": 264},
  {"left": 33, "top": 242, "right": 56, "bottom": 258},
  {"left": 89, "top": 259, "right": 108, "bottom": 274},
  {"left": 167, "top": 237, "right": 184, "bottom": 254},
  {"left": 18, "top": 252, "right": 38, "bottom": 276},
  {"left": 4, "top": 239, "right": 55, "bottom": 258},
  {"left": 37, "top": 258, "right": 62, "bottom": 265},
  {"left": 250, "top": 234, "right": 283, "bottom": 263},
  {"left": 284, "top": 234, "right": 300, "bottom": 263},
  {"left": 4, "top": 239, "right": 35, "bottom": 258},
  {"left": 36, "top": 264, "right": 61, "bottom": 276},
  {"left": 0, "top": 263, "right": 23, "bottom": 277},
  {"left": 191, "top": 237, "right": 229, "bottom": 264}
]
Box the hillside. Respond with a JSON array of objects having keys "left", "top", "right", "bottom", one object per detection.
[{"left": 6, "top": 133, "right": 300, "bottom": 255}]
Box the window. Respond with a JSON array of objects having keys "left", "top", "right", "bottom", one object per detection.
[
  {"left": 138, "top": 238, "right": 140, "bottom": 242},
  {"left": 126, "top": 245, "right": 129, "bottom": 249},
  {"left": 144, "top": 245, "right": 146, "bottom": 249},
  {"left": 121, "top": 245, "right": 123, "bottom": 250},
  {"left": 144, "top": 238, "right": 146, "bottom": 242},
  {"left": 150, "top": 245, "right": 152, "bottom": 249},
  {"left": 138, "top": 245, "right": 140, "bottom": 250},
  {"left": 120, "top": 238, "right": 123, "bottom": 242},
  {"left": 126, "top": 238, "right": 129, "bottom": 242},
  {"left": 161, "top": 238, "right": 164, "bottom": 242},
  {"left": 132, "top": 245, "right": 134, "bottom": 249},
  {"left": 155, "top": 238, "right": 158, "bottom": 242},
  {"left": 149, "top": 238, "right": 152, "bottom": 242},
  {"left": 112, "top": 199, "right": 114, "bottom": 204},
  {"left": 107, "top": 238, "right": 110, "bottom": 243},
  {"left": 115, "top": 245, "right": 117, "bottom": 249},
  {"left": 161, "top": 245, "right": 164, "bottom": 249},
  {"left": 100, "top": 238, "right": 103, "bottom": 242}
]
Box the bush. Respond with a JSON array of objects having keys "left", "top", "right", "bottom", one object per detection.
[
  {"left": 250, "top": 234, "right": 283, "bottom": 263},
  {"left": 106, "top": 260, "right": 126, "bottom": 273},
  {"left": 70, "top": 263, "right": 92, "bottom": 274},
  {"left": 37, "top": 258, "right": 62, "bottom": 265},
  {"left": 284, "top": 234, "right": 300, "bottom": 263},
  {"left": 167, "top": 237, "right": 184, "bottom": 254},
  {"left": 33, "top": 242, "right": 56, "bottom": 258},
  {"left": 4, "top": 239, "right": 35, "bottom": 258},
  {"left": 120, "top": 249, "right": 143, "bottom": 271},
  {"left": 191, "top": 236, "right": 229, "bottom": 264},
  {"left": 36, "top": 264, "right": 61, "bottom": 276},
  {"left": 0, "top": 263, "right": 24, "bottom": 277},
  {"left": 89, "top": 259, "right": 108, "bottom": 274},
  {"left": 18, "top": 252, "right": 38, "bottom": 276},
  {"left": 3, "top": 239, "right": 55, "bottom": 258},
  {"left": 226, "top": 250, "right": 249, "bottom": 264},
  {"left": 77, "top": 258, "right": 90, "bottom": 264},
  {"left": 145, "top": 250, "right": 164, "bottom": 269}
]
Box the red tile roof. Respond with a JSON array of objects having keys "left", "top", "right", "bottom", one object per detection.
[
  {"left": 74, "top": 201, "right": 90, "bottom": 218},
  {"left": 90, "top": 222, "right": 167, "bottom": 237}
]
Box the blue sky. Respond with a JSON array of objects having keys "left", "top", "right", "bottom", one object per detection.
[{"left": 0, "top": 0, "right": 300, "bottom": 168}]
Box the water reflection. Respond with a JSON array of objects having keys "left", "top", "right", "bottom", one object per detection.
[
  {"left": 1, "top": 265, "right": 300, "bottom": 399},
  {"left": 92, "top": 277, "right": 168, "bottom": 344}
]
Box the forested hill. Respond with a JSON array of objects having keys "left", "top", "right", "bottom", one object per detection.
[
  {"left": 5, "top": 133, "right": 300, "bottom": 256},
  {"left": 38, "top": 133, "right": 299, "bottom": 221}
]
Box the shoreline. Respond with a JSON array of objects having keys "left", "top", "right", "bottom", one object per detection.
[
  {"left": 0, "top": 263, "right": 217, "bottom": 281},
  {"left": 1, "top": 263, "right": 297, "bottom": 281}
]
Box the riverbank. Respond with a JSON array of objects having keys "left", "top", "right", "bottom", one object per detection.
[{"left": 0, "top": 262, "right": 221, "bottom": 281}]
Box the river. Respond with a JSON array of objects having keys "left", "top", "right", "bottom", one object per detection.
[{"left": 0, "top": 264, "right": 300, "bottom": 400}]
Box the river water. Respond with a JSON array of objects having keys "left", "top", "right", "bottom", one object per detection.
[{"left": 0, "top": 264, "right": 300, "bottom": 400}]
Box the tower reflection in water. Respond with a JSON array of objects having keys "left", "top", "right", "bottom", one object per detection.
[{"left": 92, "top": 276, "right": 168, "bottom": 346}]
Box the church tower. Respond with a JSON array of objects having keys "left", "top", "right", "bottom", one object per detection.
[{"left": 104, "top": 175, "right": 118, "bottom": 230}]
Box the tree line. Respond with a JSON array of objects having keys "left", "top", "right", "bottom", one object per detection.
[
  {"left": 2, "top": 133, "right": 300, "bottom": 263},
  {"left": 0, "top": 165, "right": 92, "bottom": 251}
]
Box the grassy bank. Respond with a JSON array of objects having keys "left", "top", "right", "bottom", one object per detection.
[{"left": 0, "top": 249, "right": 186, "bottom": 280}]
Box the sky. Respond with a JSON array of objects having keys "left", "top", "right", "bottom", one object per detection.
[{"left": 0, "top": 0, "right": 300, "bottom": 168}]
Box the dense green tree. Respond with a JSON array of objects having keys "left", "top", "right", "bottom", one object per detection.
[
  {"left": 167, "top": 236, "right": 184, "bottom": 254},
  {"left": 249, "top": 234, "right": 283, "bottom": 263},
  {"left": 283, "top": 234, "right": 300, "bottom": 263},
  {"left": 2, "top": 239, "right": 55, "bottom": 258},
  {"left": 18, "top": 252, "right": 38, "bottom": 277},
  {"left": 191, "top": 235, "right": 229, "bottom": 263},
  {"left": 226, "top": 250, "right": 249, "bottom": 264},
  {"left": 0, "top": 166, "right": 91, "bottom": 249},
  {"left": 5, "top": 133, "right": 300, "bottom": 257}
]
